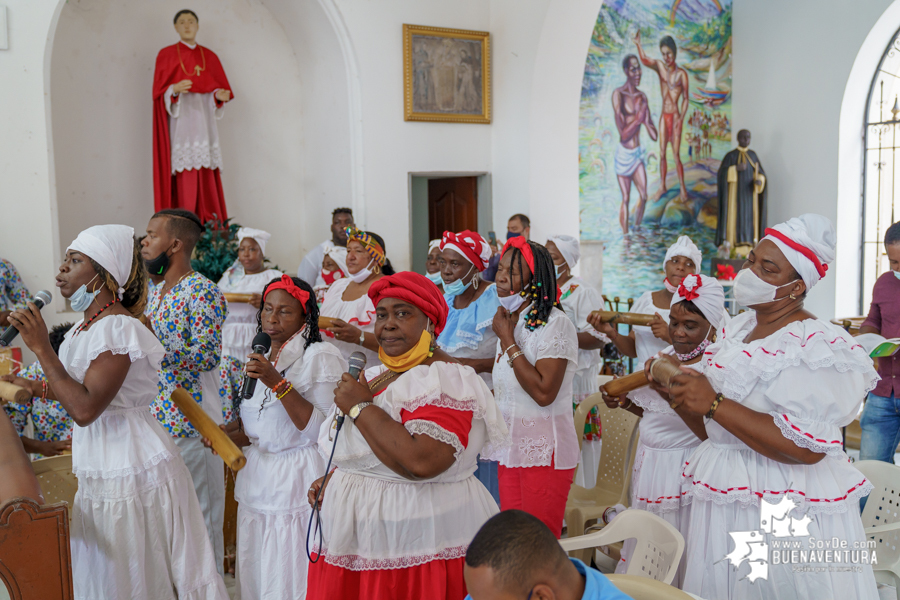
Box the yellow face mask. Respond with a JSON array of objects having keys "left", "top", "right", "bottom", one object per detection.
[{"left": 378, "top": 328, "right": 434, "bottom": 373}]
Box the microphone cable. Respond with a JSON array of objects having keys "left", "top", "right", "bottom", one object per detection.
[{"left": 306, "top": 411, "right": 345, "bottom": 563}]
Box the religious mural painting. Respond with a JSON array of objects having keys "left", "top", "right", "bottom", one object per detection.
[
  {"left": 579, "top": 0, "right": 732, "bottom": 299},
  {"left": 403, "top": 24, "right": 491, "bottom": 124}
]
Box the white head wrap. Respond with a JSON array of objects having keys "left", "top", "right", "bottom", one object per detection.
[
  {"left": 428, "top": 239, "right": 442, "bottom": 254},
  {"left": 67, "top": 224, "right": 134, "bottom": 299},
  {"left": 236, "top": 227, "right": 271, "bottom": 255},
  {"left": 663, "top": 235, "right": 702, "bottom": 271},
  {"left": 547, "top": 235, "right": 581, "bottom": 269},
  {"left": 761, "top": 214, "right": 835, "bottom": 291},
  {"left": 669, "top": 273, "right": 726, "bottom": 330},
  {"left": 323, "top": 242, "right": 349, "bottom": 276}
]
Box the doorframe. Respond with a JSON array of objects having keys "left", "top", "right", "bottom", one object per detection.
[{"left": 408, "top": 171, "right": 492, "bottom": 274}]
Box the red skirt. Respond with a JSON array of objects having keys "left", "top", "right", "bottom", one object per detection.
[
  {"left": 172, "top": 167, "right": 228, "bottom": 225},
  {"left": 306, "top": 554, "right": 466, "bottom": 600}
]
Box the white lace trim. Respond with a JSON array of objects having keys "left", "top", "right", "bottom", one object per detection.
[
  {"left": 404, "top": 420, "right": 465, "bottom": 460},
  {"left": 770, "top": 412, "right": 847, "bottom": 457},
  {"left": 238, "top": 503, "right": 313, "bottom": 518},
  {"left": 318, "top": 544, "right": 468, "bottom": 571},
  {"left": 583, "top": 327, "right": 611, "bottom": 343},
  {"left": 629, "top": 386, "right": 674, "bottom": 415},
  {"left": 74, "top": 453, "right": 184, "bottom": 495},
  {"left": 67, "top": 345, "right": 155, "bottom": 382},
  {"left": 631, "top": 495, "right": 686, "bottom": 514},
  {"left": 171, "top": 141, "right": 223, "bottom": 173},
  {"left": 439, "top": 316, "right": 494, "bottom": 352}
]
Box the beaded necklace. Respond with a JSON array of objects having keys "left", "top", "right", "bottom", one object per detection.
[{"left": 74, "top": 297, "right": 118, "bottom": 336}]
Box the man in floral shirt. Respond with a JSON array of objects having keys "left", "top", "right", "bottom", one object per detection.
[
  {"left": 142, "top": 208, "right": 229, "bottom": 575},
  {"left": 0, "top": 257, "right": 31, "bottom": 327}
]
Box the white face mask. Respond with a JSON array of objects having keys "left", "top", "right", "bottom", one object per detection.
[
  {"left": 348, "top": 259, "right": 375, "bottom": 284},
  {"left": 732, "top": 268, "right": 800, "bottom": 307},
  {"left": 498, "top": 291, "right": 527, "bottom": 313}
]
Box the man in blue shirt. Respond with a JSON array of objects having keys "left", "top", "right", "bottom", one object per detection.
[{"left": 464, "top": 510, "right": 633, "bottom": 600}]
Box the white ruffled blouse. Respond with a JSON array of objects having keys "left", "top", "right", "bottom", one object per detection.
[
  {"left": 686, "top": 312, "right": 879, "bottom": 514},
  {"left": 235, "top": 333, "right": 346, "bottom": 514},
  {"left": 319, "top": 277, "right": 379, "bottom": 366},
  {"left": 559, "top": 277, "right": 608, "bottom": 400},
  {"left": 314, "top": 361, "right": 509, "bottom": 570},
  {"left": 487, "top": 306, "right": 581, "bottom": 469},
  {"left": 631, "top": 290, "right": 670, "bottom": 368}
]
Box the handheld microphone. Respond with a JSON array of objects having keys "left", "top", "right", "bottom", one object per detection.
[
  {"left": 336, "top": 351, "right": 368, "bottom": 430},
  {"left": 0, "top": 290, "right": 52, "bottom": 347},
  {"left": 240, "top": 332, "right": 272, "bottom": 400}
]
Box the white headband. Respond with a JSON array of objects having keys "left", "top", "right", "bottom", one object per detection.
[
  {"left": 670, "top": 273, "right": 726, "bottom": 330},
  {"left": 67, "top": 224, "right": 134, "bottom": 299},
  {"left": 236, "top": 227, "right": 272, "bottom": 255},
  {"left": 428, "top": 239, "right": 442, "bottom": 254},
  {"left": 761, "top": 214, "right": 835, "bottom": 291},
  {"left": 324, "top": 242, "right": 349, "bottom": 276},
  {"left": 664, "top": 235, "right": 702, "bottom": 271},
  {"left": 547, "top": 235, "right": 580, "bottom": 269}
]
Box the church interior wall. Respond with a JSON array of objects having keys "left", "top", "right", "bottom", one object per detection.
[{"left": 3, "top": 0, "right": 899, "bottom": 342}]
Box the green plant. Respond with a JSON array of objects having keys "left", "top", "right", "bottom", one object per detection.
[{"left": 191, "top": 216, "right": 240, "bottom": 283}]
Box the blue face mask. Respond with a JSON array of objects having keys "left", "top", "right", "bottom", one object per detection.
[
  {"left": 443, "top": 265, "right": 475, "bottom": 297},
  {"left": 894, "top": 270, "right": 900, "bottom": 281},
  {"left": 554, "top": 263, "right": 568, "bottom": 280},
  {"left": 70, "top": 274, "right": 100, "bottom": 312},
  {"left": 506, "top": 231, "right": 522, "bottom": 241},
  {"left": 425, "top": 271, "right": 444, "bottom": 286}
]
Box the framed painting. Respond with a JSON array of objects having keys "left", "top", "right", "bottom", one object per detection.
[{"left": 403, "top": 24, "right": 491, "bottom": 124}]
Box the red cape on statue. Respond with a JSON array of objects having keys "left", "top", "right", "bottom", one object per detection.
[{"left": 152, "top": 42, "right": 233, "bottom": 223}]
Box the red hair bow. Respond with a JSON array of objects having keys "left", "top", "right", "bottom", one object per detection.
[
  {"left": 264, "top": 274, "right": 310, "bottom": 307},
  {"left": 677, "top": 274, "right": 702, "bottom": 301}
]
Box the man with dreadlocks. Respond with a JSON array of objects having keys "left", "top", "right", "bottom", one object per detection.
[
  {"left": 208, "top": 274, "right": 345, "bottom": 599},
  {"left": 485, "top": 237, "right": 579, "bottom": 537}
]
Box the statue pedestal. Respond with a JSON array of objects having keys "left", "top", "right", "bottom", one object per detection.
[{"left": 579, "top": 240, "right": 605, "bottom": 293}]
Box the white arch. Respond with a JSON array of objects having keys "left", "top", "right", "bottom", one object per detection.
[{"left": 835, "top": 0, "right": 900, "bottom": 315}]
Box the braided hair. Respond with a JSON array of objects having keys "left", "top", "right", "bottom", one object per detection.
[
  {"left": 504, "top": 241, "right": 560, "bottom": 332},
  {"left": 256, "top": 277, "right": 322, "bottom": 350}
]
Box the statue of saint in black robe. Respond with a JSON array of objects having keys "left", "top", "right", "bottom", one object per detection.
[{"left": 715, "top": 130, "right": 767, "bottom": 250}]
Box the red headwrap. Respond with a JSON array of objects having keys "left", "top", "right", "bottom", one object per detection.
[
  {"left": 501, "top": 236, "right": 535, "bottom": 274},
  {"left": 264, "top": 274, "right": 311, "bottom": 307},
  {"left": 367, "top": 272, "right": 449, "bottom": 336},
  {"left": 440, "top": 230, "right": 493, "bottom": 272}
]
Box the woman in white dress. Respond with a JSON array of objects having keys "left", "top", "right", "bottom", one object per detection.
[
  {"left": 320, "top": 227, "right": 394, "bottom": 365},
  {"left": 487, "top": 237, "right": 580, "bottom": 538},
  {"left": 603, "top": 273, "right": 725, "bottom": 587},
  {"left": 217, "top": 227, "right": 283, "bottom": 360},
  {"left": 666, "top": 215, "right": 879, "bottom": 599},
  {"left": 546, "top": 235, "right": 608, "bottom": 489},
  {"left": 6, "top": 225, "right": 226, "bottom": 599},
  {"left": 306, "top": 271, "right": 508, "bottom": 599},
  {"left": 228, "top": 274, "right": 345, "bottom": 599},
  {"left": 591, "top": 236, "right": 701, "bottom": 367}
]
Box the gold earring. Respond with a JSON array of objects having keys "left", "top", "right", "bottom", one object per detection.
[{"left": 789, "top": 294, "right": 797, "bottom": 300}]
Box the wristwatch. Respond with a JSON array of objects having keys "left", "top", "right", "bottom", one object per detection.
[{"left": 349, "top": 401, "right": 373, "bottom": 421}]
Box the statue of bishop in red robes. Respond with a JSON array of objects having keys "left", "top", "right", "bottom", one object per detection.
[{"left": 153, "top": 9, "right": 233, "bottom": 225}]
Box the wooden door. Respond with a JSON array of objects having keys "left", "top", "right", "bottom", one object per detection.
[{"left": 428, "top": 177, "right": 478, "bottom": 239}]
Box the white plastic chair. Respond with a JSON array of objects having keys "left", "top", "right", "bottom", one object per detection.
[
  {"left": 560, "top": 509, "right": 684, "bottom": 586},
  {"left": 855, "top": 460, "right": 900, "bottom": 588},
  {"left": 603, "top": 575, "right": 696, "bottom": 600}
]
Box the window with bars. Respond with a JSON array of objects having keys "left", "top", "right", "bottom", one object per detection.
[{"left": 863, "top": 29, "right": 900, "bottom": 312}]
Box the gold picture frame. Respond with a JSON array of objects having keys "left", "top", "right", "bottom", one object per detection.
[{"left": 403, "top": 24, "right": 491, "bottom": 124}]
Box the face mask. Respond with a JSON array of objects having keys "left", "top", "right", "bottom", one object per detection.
[
  {"left": 144, "top": 250, "right": 171, "bottom": 277},
  {"left": 70, "top": 274, "right": 101, "bottom": 312},
  {"left": 348, "top": 259, "right": 375, "bottom": 284},
  {"left": 554, "top": 263, "right": 568, "bottom": 280},
  {"left": 443, "top": 265, "right": 475, "bottom": 297},
  {"left": 378, "top": 328, "right": 434, "bottom": 373},
  {"left": 674, "top": 326, "right": 713, "bottom": 362},
  {"left": 321, "top": 269, "right": 342, "bottom": 286},
  {"left": 663, "top": 277, "right": 678, "bottom": 293},
  {"left": 732, "top": 268, "right": 800, "bottom": 307},
  {"left": 425, "top": 271, "right": 444, "bottom": 286},
  {"left": 506, "top": 231, "right": 522, "bottom": 241},
  {"left": 894, "top": 270, "right": 900, "bottom": 281},
  {"left": 498, "top": 291, "right": 527, "bottom": 313}
]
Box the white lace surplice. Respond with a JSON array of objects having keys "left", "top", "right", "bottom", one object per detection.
[
  {"left": 234, "top": 334, "right": 345, "bottom": 600},
  {"left": 315, "top": 361, "right": 509, "bottom": 570},
  {"left": 487, "top": 306, "right": 580, "bottom": 469},
  {"left": 216, "top": 266, "right": 283, "bottom": 360},
  {"left": 681, "top": 312, "right": 880, "bottom": 600},
  {"left": 60, "top": 315, "right": 227, "bottom": 600},
  {"left": 165, "top": 85, "right": 225, "bottom": 174}
]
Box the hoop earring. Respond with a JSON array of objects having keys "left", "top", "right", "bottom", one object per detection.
[
  {"left": 373, "top": 264, "right": 382, "bottom": 275},
  {"left": 473, "top": 276, "right": 479, "bottom": 291}
]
